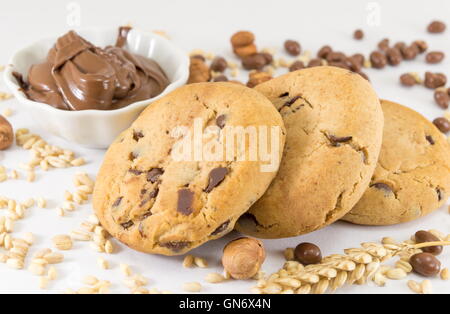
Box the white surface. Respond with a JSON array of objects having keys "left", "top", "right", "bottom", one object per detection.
[
  {"left": 4, "top": 27, "right": 189, "bottom": 148},
  {"left": 0, "top": 0, "right": 449, "bottom": 294}
]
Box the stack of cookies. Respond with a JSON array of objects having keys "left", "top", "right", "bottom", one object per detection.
[{"left": 93, "top": 66, "right": 450, "bottom": 255}]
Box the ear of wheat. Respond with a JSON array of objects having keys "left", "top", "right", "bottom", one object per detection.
[{"left": 252, "top": 235, "right": 450, "bottom": 294}]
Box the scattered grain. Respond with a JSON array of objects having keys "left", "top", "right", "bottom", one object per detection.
[
  {"left": 44, "top": 252, "right": 64, "bottom": 264},
  {"left": 421, "top": 280, "right": 432, "bottom": 294},
  {"left": 83, "top": 275, "right": 99, "bottom": 286},
  {"left": 47, "top": 266, "right": 57, "bottom": 280},
  {"left": 120, "top": 263, "right": 132, "bottom": 277},
  {"left": 98, "top": 257, "right": 109, "bottom": 270},
  {"left": 183, "top": 254, "right": 195, "bottom": 268},
  {"left": 194, "top": 256, "right": 208, "bottom": 268},
  {"left": 6, "top": 258, "right": 24, "bottom": 269},
  {"left": 183, "top": 282, "right": 202, "bottom": 292},
  {"left": 205, "top": 272, "right": 226, "bottom": 283},
  {"left": 39, "top": 276, "right": 49, "bottom": 289},
  {"left": 37, "top": 197, "right": 46, "bottom": 208},
  {"left": 2, "top": 108, "right": 12, "bottom": 117},
  {"left": 104, "top": 240, "right": 114, "bottom": 254},
  {"left": 407, "top": 280, "right": 422, "bottom": 294},
  {"left": 441, "top": 268, "right": 449, "bottom": 280}
]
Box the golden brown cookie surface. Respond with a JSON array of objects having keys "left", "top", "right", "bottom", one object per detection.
[
  {"left": 93, "top": 82, "right": 286, "bottom": 255},
  {"left": 235, "top": 67, "right": 384, "bottom": 238},
  {"left": 343, "top": 100, "right": 450, "bottom": 225}
]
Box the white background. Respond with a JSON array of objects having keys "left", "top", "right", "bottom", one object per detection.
[{"left": 0, "top": 0, "right": 449, "bottom": 294}]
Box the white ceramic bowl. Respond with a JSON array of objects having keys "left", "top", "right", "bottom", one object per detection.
[{"left": 4, "top": 28, "right": 189, "bottom": 149}]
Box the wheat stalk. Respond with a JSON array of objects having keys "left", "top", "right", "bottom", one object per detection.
[{"left": 253, "top": 237, "right": 450, "bottom": 294}]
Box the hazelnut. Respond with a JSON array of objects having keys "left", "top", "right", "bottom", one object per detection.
[
  {"left": 247, "top": 71, "right": 272, "bottom": 88},
  {"left": 230, "top": 31, "right": 255, "bottom": 47},
  {"left": 187, "top": 57, "right": 211, "bottom": 84},
  {"left": 233, "top": 44, "right": 258, "bottom": 58},
  {"left": 222, "top": 237, "right": 265, "bottom": 280},
  {"left": 0, "top": 115, "right": 13, "bottom": 150},
  {"left": 231, "top": 31, "right": 258, "bottom": 58}
]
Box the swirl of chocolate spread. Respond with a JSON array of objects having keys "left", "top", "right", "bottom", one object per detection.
[{"left": 15, "top": 27, "right": 170, "bottom": 111}]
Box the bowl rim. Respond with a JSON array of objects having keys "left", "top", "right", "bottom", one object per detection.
[{"left": 3, "top": 27, "right": 189, "bottom": 117}]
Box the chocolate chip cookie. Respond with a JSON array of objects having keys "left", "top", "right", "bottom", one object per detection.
[
  {"left": 343, "top": 100, "right": 450, "bottom": 225},
  {"left": 93, "top": 82, "right": 286, "bottom": 255},
  {"left": 235, "top": 66, "right": 384, "bottom": 238}
]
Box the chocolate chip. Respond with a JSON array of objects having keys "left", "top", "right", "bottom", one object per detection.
[
  {"left": 147, "top": 168, "right": 164, "bottom": 183},
  {"left": 289, "top": 60, "right": 305, "bottom": 72},
  {"left": 283, "top": 95, "right": 301, "bottom": 108},
  {"left": 434, "top": 90, "right": 449, "bottom": 109},
  {"left": 378, "top": 38, "right": 390, "bottom": 51},
  {"left": 121, "top": 220, "right": 134, "bottom": 229},
  {"left": 386, "top": 48, "right": 403, "bottom": 66},
  {"left": 129, "top": 152, "right": 138, "bottom": 161},
  {"left": 216, "top": 114, "right": 227, "bottom": 129},
  {"left": 279, "top": 92, "right": 289, "bottom": 98},
  {"left": 370, "top": 51, "right": 387, "bottom": 69},
  {"left": 394, "top": 42, "right": 406, "bottom": 50},
  {"left": 260, "top": 52, "right": 273, "bottom": 65},
  {"left": 356, "top": 71, "right": 369, "bottom": 81},
  {"left": 317, "top": 45, "right": 332, "bottom": 59},
  {"left": 427, "top": 20, "right": 446, "bottom": 33},
  {"left": 210, "top": 56, "right": 228, "bottom": 72},
  {"left": 140, "top": 189, "right": 147, "bottom": 196},
  {"left": 160, "top": 241, "right": 191, "bottom": 252},
  {"left": 139, "top": 198, "right": 149, "bottom": 207},
  {"left": 433, "top": 117, "right": 450, "bottom": 133},
  {"left": 294, "top": 243, "right": 322, "bottom": 265},
  {"left": 326, "top": 51, "right": 347, "bottom": 63},
  {"left": 213, "top": 75, "right": 228, "bottom": 82},
  {"left": 133, "top": 131, "right": 144, "bottom": 141},
  {"left": 401, "top": 45, "right": 418, "bottom": 60},
  {"left": 424, "top": 72, "right": 447, "bottom": 89},
  {"left": 242, "top": 54, "right": 267, "bottom": 70},
  {"left": 371, "top": 182, "right": 393, "bottom": 194},
  {"left": 415, "top": 230, "right": 443, "bottom": 256},
  {"left": 177, "top": 189, "right": 194, "bottom": 215},
  {"left": 426, "top": 135, "right": 435, "bottom": 145},
  {"left": 128, "top": 169, "right": 143, "bottom": 176},
  {"left": 149, "top": 188, "right": 159, "bottom": 198},
  {"left": 284, "top": 40, "right": 301, "bottom": 56},
  {"left": 426, "top": 51, "right": 445, "bottom": 64},
  {"left": 211, "top": 220, "right": 230, "bottom": 236},
  {"left": 140, "top": 189, "right": 159, "bottom": 207},
  {"left": 352, "top": 53, "right": 365, "bottom": 65},
  {"left": 205, "top": 167, "right": 228, "bottom": 193},
  {"left": 327, "top": 134, "right": 352, "bottom": 147},
  {"left": 308, "top": 58, "right": 322, "bottom": 67},
  {"left": 328, "top": 61, "right": 350, "bottom": 70},
  {"left": 348, "top": 54, "right": 364, "bottom": 69},
  {"left": 400, "top": 73, "right": 417, "bottom": 87},
  {"left": 138, "top": 223, "right": 146, "bottom": 238},
  {"left": 410, "top": 253, "right": 441, "bottom": 277},
  {"left": 412, "top": 40, "right": 428, "bottom": 53},
  {"left": 141, "top": 211, "right": 152, "bottom": 220},
  {"left": 112, "top": 197, "right": 123, "bottom": 207},
  {"left": 353, "top": 29, "right": 364, "bottom": 40}
]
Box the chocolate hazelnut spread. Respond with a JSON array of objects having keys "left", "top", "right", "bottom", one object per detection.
[{"left": 16, "top": 27, "right": 170, "bottom": 111}]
